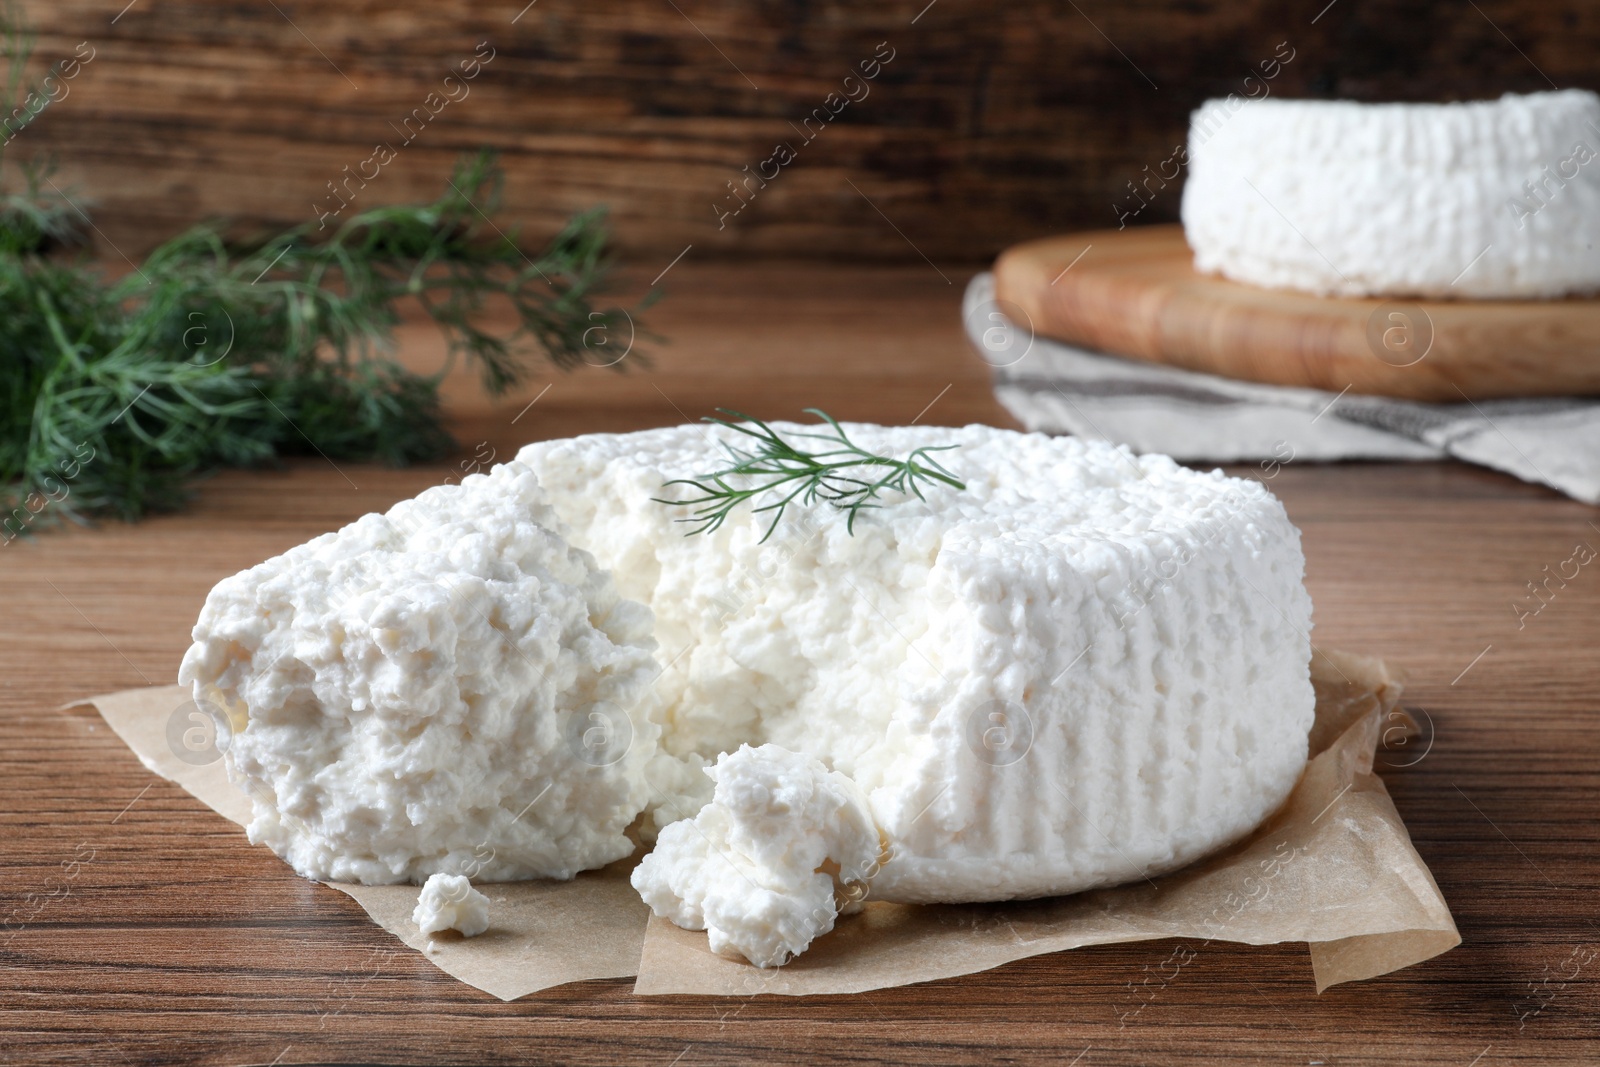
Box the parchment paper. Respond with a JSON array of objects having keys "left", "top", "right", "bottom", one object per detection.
[
  {"left": 79, "top": 648, "right": 1455, "bottom": 1001},
  {"left": 82, "top": 685, "right": 647, "bottom": 1001},
  {"left": 633, "top": 649, "right": 1458, "bottom": 995}
]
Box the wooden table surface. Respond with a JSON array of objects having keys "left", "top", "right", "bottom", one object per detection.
[{"left": 4, "top": 263, "right": 1597, "bottom": 1066}]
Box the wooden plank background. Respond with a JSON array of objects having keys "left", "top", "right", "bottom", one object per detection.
[
  {"left": 3, "top": 263, "right": 1598, "bottom": 1064},
  {"left": 5, "top": 0, "right": 1598, "bottom": 263}
]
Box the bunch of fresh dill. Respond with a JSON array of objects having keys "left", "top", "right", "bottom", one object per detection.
[{"left": 0, "top": 15, "right": 642, "bottom": 530}]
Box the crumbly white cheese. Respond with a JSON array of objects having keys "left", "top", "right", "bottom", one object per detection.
[
  {"left": 632, "top": 743, "right": 881, "bottom": 967},
  {"left": 1180, "top": 89, "right": 1600, "bottom": 298},
  {"left": 413, "top": 873, "right": 491, "bottom": 937},
  {"left": 519, "top": 423, "right": 1315, "bottom": 904},
  {"left": 177, "top": 461, "right": 663, "bottom": 884}
]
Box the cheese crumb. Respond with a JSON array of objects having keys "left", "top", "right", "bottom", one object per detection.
[
  {"left": 413, "top": 873, "right": 491, "bottom": 937},
  {"left": 632, "top": 744, "right": 882, "bottom": 967}
]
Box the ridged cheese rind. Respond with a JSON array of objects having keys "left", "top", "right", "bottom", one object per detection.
[
  {"left": 1181, "top": 89, "right": 1600, "bottom": 298},
  {"left": 518, "top": 424, "right": 1315, "bottom": 904}
]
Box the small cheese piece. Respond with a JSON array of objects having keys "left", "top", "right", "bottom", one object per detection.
[
  {"left": 521, "top": 424, "right": 1315, "bottom": 905},
  {"left": 1181, "top": 89, "right": 1600, "bottom": 298},
  {"left": 413, "top": 873, "right": 491, "bottom": 937},
  {"left": 632, "top": 744, "right": 881, "bottom": 967},
  {"left": 177, "top": 461, "right": 663, "bottom": 885}
]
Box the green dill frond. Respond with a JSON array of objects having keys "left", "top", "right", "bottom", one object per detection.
[
  {"left": 0, "top": 150, "right": 645, "bottom": 525},
  {"left": 654, "top": 409, "right": 967, "bottom": 542},
  {"left": 0, "top": 0, "right": 647, "bottom": 529}
]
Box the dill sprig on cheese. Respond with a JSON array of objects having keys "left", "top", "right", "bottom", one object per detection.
[{"left": 655, "top": 409, "right": 966, "bottom": 541}]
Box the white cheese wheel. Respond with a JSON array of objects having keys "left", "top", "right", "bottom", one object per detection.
[
  {"left": 1180, "top": 89, "right": 1600, "bottom": 298},
  {"left": 519, "top": 424, "right": 1315, "bottom": 904},
  {"left": 178, "top": 461, "right": 663, "bottom": 885}
]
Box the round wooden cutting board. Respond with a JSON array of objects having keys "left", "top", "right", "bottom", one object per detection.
[{"left": 991, "top": 225, "right": 1600, "bottom": 401}]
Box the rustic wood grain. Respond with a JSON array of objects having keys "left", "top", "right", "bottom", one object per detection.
[
  {"left": 5, "top": 1, "right": 1600, "bottom": 263},
  {"left": 993, "top": 225, "right": 1600, "bottom": 401},
  {"left": 3, "top": 263, "right": 1598, "bottom": 1065}
]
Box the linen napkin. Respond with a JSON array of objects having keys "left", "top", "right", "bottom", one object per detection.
[{"left": 966, "top": 273, "right": 1600, "bottom": 504}]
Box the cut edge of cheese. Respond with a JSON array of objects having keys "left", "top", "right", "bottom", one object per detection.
[{"left": 177, "top": 460, "right": 665, "bottom": 885}]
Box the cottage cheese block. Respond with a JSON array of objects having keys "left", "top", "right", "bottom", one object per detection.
[
  {"left": 413, "top": 873, "right": 491, "bottom": 936},
  {"left": 518, "top": 423, "right": 1315, "bottom": 904},
  {"left": 1180, "top": 89, "right": 1600, "bottom": 298},
  {"left": 633, "top": 744, "right": 882, "bottom": 967},
  {"left": 177, "top": 461, "right": 663, "bottom": 885}
]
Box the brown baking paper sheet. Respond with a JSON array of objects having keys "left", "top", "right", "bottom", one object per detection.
[
  {"left": 80, "top": 685, "right": 647, "bottom": 1001},
  {"left": 78, "top": 648, "right": 1455, "bottom": 1001},
  {"left": 631, "top": 649, "right": 1458, "bottom": 996}
]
